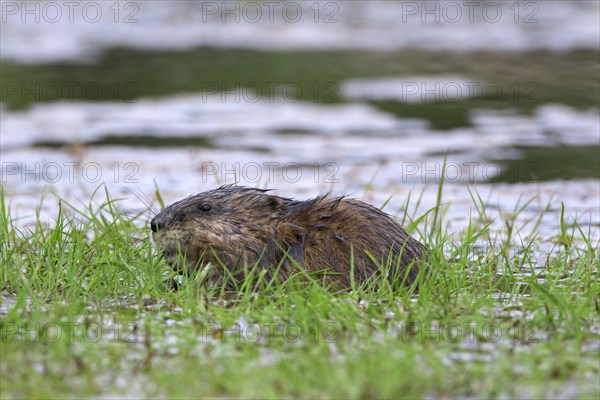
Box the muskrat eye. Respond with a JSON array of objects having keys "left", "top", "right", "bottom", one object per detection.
[{"left": 199, "top": 203, "right": 212, "bottom": 212}]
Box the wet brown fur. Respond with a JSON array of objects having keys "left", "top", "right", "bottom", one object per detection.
[{"left": 151, "top": 185, "right": 426, "bottom": 289}]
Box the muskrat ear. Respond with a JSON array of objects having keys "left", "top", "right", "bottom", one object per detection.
[{"left": 266, "top": 196, "right": 286, "bottom": 211}]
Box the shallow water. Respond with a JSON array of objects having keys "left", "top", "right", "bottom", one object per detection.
[{"left": 1, "top": 1, "right": 598, "bottom": 63}]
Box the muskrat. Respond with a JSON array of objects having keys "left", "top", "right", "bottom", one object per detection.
[{"left": 150, "top": 185, "right": 426, "bottom": 289}]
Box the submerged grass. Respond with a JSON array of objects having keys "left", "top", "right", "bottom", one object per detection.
[
  {"left": 2, "top": 48, "right": 598, "bottom": 117},
  {"left": 0, "top": 182, "right": 598, "bottom": 399}
]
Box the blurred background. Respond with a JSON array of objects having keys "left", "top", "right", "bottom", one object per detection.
[{"left": 1, "top": 0, "right": 598, "bottom": 239}]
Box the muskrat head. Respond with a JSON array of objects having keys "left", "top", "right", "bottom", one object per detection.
[{"left": 150, "top": 185, "right": 291, "bottom": 273}]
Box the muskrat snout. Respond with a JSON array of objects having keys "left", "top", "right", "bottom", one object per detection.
[{"left": 150, "top": 216, "right": 163, "bottom": 233}]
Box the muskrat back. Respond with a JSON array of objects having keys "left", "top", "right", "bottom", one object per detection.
[{"left": 150, "top": 185, "right": 426, "bottom": 289}]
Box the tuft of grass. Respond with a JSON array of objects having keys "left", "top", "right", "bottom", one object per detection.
[{"left": 1, "top": 183, "right": 598, "bottom": 399}]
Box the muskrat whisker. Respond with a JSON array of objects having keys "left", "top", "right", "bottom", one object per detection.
[{"left": 122, "top": 184, "right": 160, "bottom": 216}]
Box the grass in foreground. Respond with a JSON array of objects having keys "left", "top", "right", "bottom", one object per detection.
[{"left": 0, "top": 184, "right": 598, "bottom": 399}]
